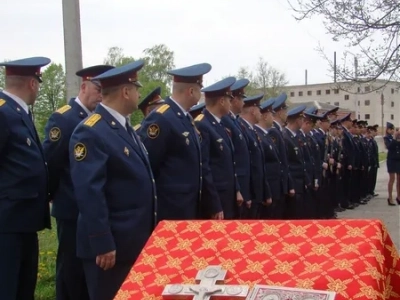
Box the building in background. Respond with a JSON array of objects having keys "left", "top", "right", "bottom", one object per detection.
[{"left": 285, "top": 79, "right": 400, "bottom": 134}]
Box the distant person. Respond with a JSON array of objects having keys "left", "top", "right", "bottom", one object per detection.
[
  {"left": 384, "top": 122, "right": 400, "bottom": 205},
  {"left": 134, "top": 87, "right": 165, "bottom": 131}
]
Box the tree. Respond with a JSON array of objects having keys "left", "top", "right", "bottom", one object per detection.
[
  {"left": 288, "top": 0, "right": 400, "bottom": 89},
  {"left": 103, "top": 47, "right": 135, "bottom": 67},
  {"left": 236, "top": 58, "right": 288, "bottom": 99},
  {"left": 103, "top": 44, "right": 175, "bottom": 125},
  {"left": 33, "top": 63, "right": 66, "bottom": 140}
]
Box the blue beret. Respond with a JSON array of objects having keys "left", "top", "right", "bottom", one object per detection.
[
  {"left": 387, "top": 122, "right": 395, "bottom": 129},
  {"left": 0, "top": 56, "right": 51, "bottom": 82},
  {"left": 189, "top": 102, "right": 205, "bottom": 118},
  {"left": 243, "top": 93, "right": 264, "bottom": 107},
  {"left": 201, "top": 77, "right": 236, "bottom": 98},
  {"left": 231, "top": 79, "right": 250, "bottom": 97},
  {"left": 76, "top": 65, "right": 115, "bottom": 81},
  {"left": 92, "top": 60, "right": 144, "bottom": 89},
  {"left": 167, "top": 63, "right": 211, "bottom": 86},
  {"left": 260, "top": 97, "right": 275, "bottom": 113},
  {"left": 287, "top": 104, "right": 306, "bottom": 118},
  {"left": 272, "top": 93, "right": 289, "bottom": 111},
  {"left": 305, "top": 106, "right": 318, "bottom": 115},
  {"left": 339, "top": 112, "right": 352, "bottom": 123},
  {"left": 138, "top": 87, "right": 164, "bottom": 110}
]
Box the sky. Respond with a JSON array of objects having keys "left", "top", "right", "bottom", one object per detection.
[{"left": 1, "top": 0, "right": 349, "bottom": 87}]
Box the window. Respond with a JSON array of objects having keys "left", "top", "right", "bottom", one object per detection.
[
  {"left": 327, "top": 102, "right": 331, "bottom": 105},
  {"left": 307, "top": 91, "right": 312, "bottom": 96},
  {"left": 334, "top": 102, "right": 339, "bottom": 106},
  {"left": 334, "top": 89, "right": 339, "bottom": 94},
  {"left": 392, "top": 88, "right": 394, "bottom": 94},
  {"left": 365, "top": 100, "right": 370, "bottom": 106},
  {"left": 358, "top": 114, "right": 360, "bottom": 119},
  {"left": 391, "top": 101, "right": 394, "bottom": 107},
  {"left": 298, "top": 91, "right": 303, "bottom": 96},
  {"left": 316, "top": 90, "right": 321, "bottom": 95},
  {"left": 365, "top": 86, "right": 370, "bottom": 92},
  {"left": 365, "top": 114, "right": 370, "bottom": 120},
  {"left": 325, "top": 89, "right": 331, "bottom": 95},
  {"left": 358, "top": 100, "right": 360, "bottom": 106},
  {"left": 391, "top": 114, "right": 394, "bottom": 120},
  {"left": 344, "top": 95, "right": 349, "bottom": 100},
  {"left": 357, "top": 87, "right": 361, "bottom": 93},
  {"left": 290, "top": 92, "right": 294, "bottom": 97}
]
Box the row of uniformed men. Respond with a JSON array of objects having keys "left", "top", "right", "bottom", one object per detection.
[{"left": 0, "top": 56, "right": 379, "bottom": 300}]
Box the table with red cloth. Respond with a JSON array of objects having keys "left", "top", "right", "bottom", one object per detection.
[{"left": 115, "top": 219, "right": 400, "bottom": 300}]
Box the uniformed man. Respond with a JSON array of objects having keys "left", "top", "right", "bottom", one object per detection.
[
  {"left": 299, "top": 112, "right": 320, "bottom": 218},
  {"left": 255, "top": 98, "right": 284, "bottom": 219},
  {"left": 282, "top": 105, "right": 309, "bottom": 219},
  {"left": 368, "top": 124, "right": 379, "bottom": 197},
  {"left": 42, "top": 64, "right": 114, "bottom": 300},
  {"left": 238, "top": 94, "right": 272, "bottom": 218},
  {"left": 358, "top": 120, "right": 371, "bottom": 202},
  {"left": 138, "top": 63, "right": 211, "bottom": 221},
  {"left": 270, "top": 94, "right": 295, "bottom": 204},
  {"left": 189, "top": 102, "right": 205, "bottom": 119},
  {"left": 221, "top": 79, "right": 252, "bottom": 216},
  {"left": 195, "top": 77, "right": 243, "bottom": 219},
  {"left": 134, "top": 87, "right": 165, "bottom": 131},
  {"left": 0, "top": 56, "right": 51, "bottom": 300},
  {"left": 69, "top": 60, "right": 157, "bottom": 300},
  {"left": 339, "top": 113, "right": 356, "bottom": 209}
]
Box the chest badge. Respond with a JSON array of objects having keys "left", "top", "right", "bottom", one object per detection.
[
  {"left": 124, "top": 147, "right": 129, "bottom": 157},
  {"left": 182, "top": 132, "right": 190, "bottom": 145},
  {"left": 26, "top": 138, "right": 31, "bottom": 146},
  {"left": 217, "top": 138, "right": 223, "bottom": 151}
]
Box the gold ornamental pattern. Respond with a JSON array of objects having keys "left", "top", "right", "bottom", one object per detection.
[{"left": 114, "top": 219, "right": 400, "bottom": 300}]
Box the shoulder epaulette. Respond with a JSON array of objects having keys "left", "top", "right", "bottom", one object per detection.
[
  {"left": 84, "top": 113, "right": 101, "bottom": 127},
  {"left": 133, "top": 124, "right": 141, "bottom": 131},
  {"left": 56, "top": 105, "right": 71, "bottom": 114},
  {"left": 156, "top": 104, "right": 170, "bottom": 114},
  {"left": 194, "top": 114, "right": 204, "bottom": 122},
  {"left": 0, "top": 99, "right": 5, "bottom": 107}
]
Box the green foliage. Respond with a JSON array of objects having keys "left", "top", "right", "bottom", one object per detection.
[
  {"left": 103, "top": 44, "right": 175, "bottom": 126},
  {"left": 236, "top": 57, "right": 288, "bottom": 101},
  {"left": 32, "top": 63, "right": 66, "bottom": 140}
]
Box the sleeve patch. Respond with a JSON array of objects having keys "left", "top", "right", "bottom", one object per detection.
[
  {"left": 49, "top": 127, "right": 61, "bottom": 142},
  {"left": 147, "top": 123, "right": 160, "bottom": 139},
  {"left": 0, "top": 99, "right": 5, "bottom": 107},
  {"left": 74, "top": 143, "right": 87, "bottom": 161}
]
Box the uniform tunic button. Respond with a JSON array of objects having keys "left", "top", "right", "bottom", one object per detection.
[
  {"left": 200, "top": 163, "right": 202, "bottom": 166},
  {"left": 155, "top": 196, "right": 157, "bottom": 200},
  {"left": 152, "top": 179, "right": 155, "bottom": 183}
]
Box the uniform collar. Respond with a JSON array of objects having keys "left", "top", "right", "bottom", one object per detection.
[
  {"left": 169, "top": 96, "right": 187, "bottom": 116},
  {"left": 2, "top": 90, "right": 29, "bottom": 114},
  {"left": 74, "top": 97, "right": 92, "bottom": 115},
  {"left": 100, "top": 103, "right": 127, "bottom": 128}
]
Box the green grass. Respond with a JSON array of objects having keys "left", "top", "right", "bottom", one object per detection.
[
  {"left": 379, "top": 152, "right": 387, "bottom": 162},
  {"left": 36, "top": 217, "right": 57, "bottom": 300}
]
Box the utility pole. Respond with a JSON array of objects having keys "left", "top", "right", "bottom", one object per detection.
[
  {"left": 381, "top": 93, "right": 384, "bottom": 135},
  {"left": 62, "top": 0, "right": 83, "bottom": 102}
]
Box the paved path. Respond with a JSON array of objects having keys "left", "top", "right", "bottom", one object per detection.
[{"left": 338, "top": 161, "right": 400, "bottom": 249}]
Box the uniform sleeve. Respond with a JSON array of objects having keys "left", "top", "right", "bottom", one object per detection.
[
  {"left": 0, "top": 110, "right": 9, "bottom": 154},
  {"left": 138, "top": 113, "right": 169, "bottom": 176},
  {"left": 196, "top": 123, "right": 223, "bottom": 216},
  {"left": 69, "top": 125, "right": 115, "bottom": 256},
  {"left": 42, "top": 113, "right": 69, "bottom": 198}
]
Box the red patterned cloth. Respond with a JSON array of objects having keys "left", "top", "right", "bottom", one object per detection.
[{"left": 115, "top": 219, "right": 400, "bottom": 300}]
